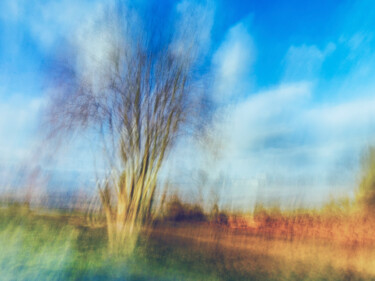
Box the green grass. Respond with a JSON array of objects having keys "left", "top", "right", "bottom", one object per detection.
[{"left": 0, "top": 209, "right": 76, "bottom": 280}]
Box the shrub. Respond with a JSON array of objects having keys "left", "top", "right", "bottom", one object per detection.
[{"left": 165, "top": 196, "right": 206, "bottom": 222}]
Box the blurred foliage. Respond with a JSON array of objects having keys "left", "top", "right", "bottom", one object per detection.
[
  {"left": 210, "top": 203, "right": 229, "bottom": 226},
  {"left": 321, "top": 196, "right": 353, "bottom": 216},
  {"left": 164, "top": 196, "right": 207, "bottom": 223},
  {"left": 356, "top": 146, "right": 375, "bottom": 212}
]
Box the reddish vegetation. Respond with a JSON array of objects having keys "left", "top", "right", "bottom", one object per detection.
[
  {"left": 162, "top": 195, "right": 375, "bottom": 247},
  {"left": 225, "top": 213, "right": 375, "bottom": 246}
]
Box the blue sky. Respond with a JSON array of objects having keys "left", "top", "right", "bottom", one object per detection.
[{"left": 1, "top": 0, "right": 375, "bottom": 208}]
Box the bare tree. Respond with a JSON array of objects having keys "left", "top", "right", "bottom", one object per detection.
[{"left": 44, "top": 3, "right": 211, "bottom": 253}]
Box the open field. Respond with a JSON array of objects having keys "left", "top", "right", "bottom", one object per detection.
[
  {"left": 150, "top": 223, "right": 375, "bottom": 279},
  {"left": 1, "top": 206, "right": 375, "bottom": 280}
]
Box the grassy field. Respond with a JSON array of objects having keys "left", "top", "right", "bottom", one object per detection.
[{"left": 1, "top": 205, "right": 375, "bottom": 281}]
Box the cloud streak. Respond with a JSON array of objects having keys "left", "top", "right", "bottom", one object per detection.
[{"left": 212, "top": 20, "right": 254, "bottom": 104}]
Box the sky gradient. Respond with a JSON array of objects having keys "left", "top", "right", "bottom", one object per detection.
[{"left": 1, "top": 0, "right": 375, "bottom": 209}]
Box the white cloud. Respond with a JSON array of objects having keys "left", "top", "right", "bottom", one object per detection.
[
  {"left": 213, "top": 82, "right": 312, "bottom": 175},
  {"left": 212, "top": 21, "right": 255, "bottom": 104},
  {"left": 307, "top": 97, "right": 375, "bottom": 130},
  {"left": 0, "top": 0, "right": 106, "bottom": 51},
  {"left": 73, "top": 7, "right": 123, "bottom": 94},
  {"left": 221, "top": 83, "right": 375, "bottom": 205}
]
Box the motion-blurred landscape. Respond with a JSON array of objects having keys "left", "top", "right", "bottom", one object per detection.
[{"left": 2, "top": 0, "right": 375, "bottom": 280}]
